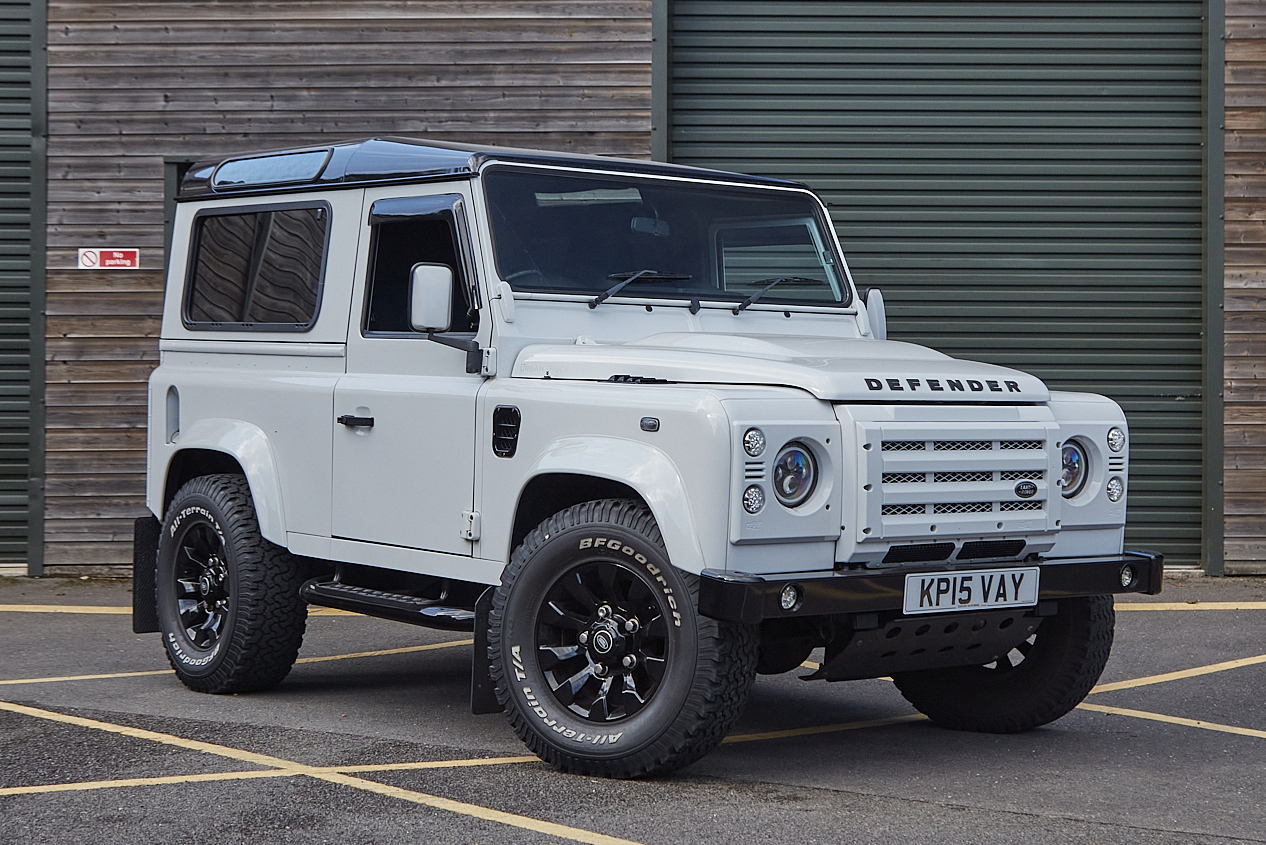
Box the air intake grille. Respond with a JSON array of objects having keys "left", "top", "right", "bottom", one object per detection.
[
  {"left": 934, "top": 501, "right": 993, "bottom": 514},
  {"left": 883, "top": 503, "right": 927, "bottom": 516},
  {"left": 957, "top": 540, "right": 1027, "bottom": 561},
  {"left": 882, "top": 542, "right": 955, "bottom": 564},
  {"left": 1001, "top": 440, "right": 1044, "bottom": 450},
  {"left": 1001, "top": 470, "right": 1043, "bottom": 481},
  {"left": 492, "top": 405, "right": 521, "bottom": 458},
  {"left": 882, "top": 472, "right": 926, "bottom": 484},
  {"left": 1000, "top": 500, "right": 1044, "bottom": 512},
  {"left": 934, "top": 471, "right": 991, "bottom": 483},
  {"left": 883, "top": 441, "right": 925, "bottom": 452},
  {"left": 935, "top": 440, "right": 992, "bottom": 451}
]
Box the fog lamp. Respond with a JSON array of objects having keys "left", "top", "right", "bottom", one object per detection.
[
  {"left": 780, "top": 584, "right": 801, "bottom": 612},
  {"left": 1120, "top": 564, "right": 1136, "bottom": 588}
]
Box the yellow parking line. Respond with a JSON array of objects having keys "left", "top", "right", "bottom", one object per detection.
[
  {"left": 0, "top": 699, "right": 642, "bottom": 845},
  {"left": 328, "top": 756, "right": 537, "bottom": 773},
  {"left": 0, "top": 755, "right": 541, "bottom": 798},
  {"left": 0, "top": 604, "right": 130, "bottom": 614},
  {"left": 0, "top": 638, "right": 473, "bottom": 686},
  {"left": 0, "top": 669, "right": 171, "bottom": 686},
  {"left": 1115, "top": 602, "right": 1266, "bottom": 610},
  {"left": 1090, "top": 653, "right": 1266, "bottom": 694},
  {"left": 724, "top": 714, "right": 926, "bottom": 743},
  {"left": 1078, "top": 703, "right": 1266, "bottom": 740},
  {"left": 295, "top": 639, "right": 471, "bottom": 664},
  {"left": 0, "top": 769, "right": 294, "bottom": 796}
]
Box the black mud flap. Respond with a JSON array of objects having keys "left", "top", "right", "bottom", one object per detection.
[
  {"left": 470, "top": 587, "right": 503, "bottom": 714},
  {"left": 132, "top": 515, "right": 161, "bottom": 634}
]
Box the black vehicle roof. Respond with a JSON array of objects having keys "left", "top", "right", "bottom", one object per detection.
[{"left": 178, "top": 136, "right": 807, "bottom": 200}]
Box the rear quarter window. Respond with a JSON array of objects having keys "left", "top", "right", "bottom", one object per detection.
[{"left": 183, "top": 203, "right": 330, "bottom": 331}]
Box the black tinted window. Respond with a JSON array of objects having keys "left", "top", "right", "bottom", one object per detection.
[{"left": 185, "top": 205, "right": 328, "bottom": 330}]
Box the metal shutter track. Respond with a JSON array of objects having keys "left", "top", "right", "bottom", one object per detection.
[
  {"left": 669, "top": 1, "right": 1203, "bottom": 565},
  {"left": 0, "top": 1, "right": 31, "bottom": 562}
]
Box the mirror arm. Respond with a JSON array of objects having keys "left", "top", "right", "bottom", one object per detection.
[{"left": 426, "top": 332, "right": 483, "bottom": 374}]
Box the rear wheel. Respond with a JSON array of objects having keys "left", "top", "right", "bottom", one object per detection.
[
  {"left": 489, "top": 499, "right": 758, "bottom": 778},
  {"left": 156, "top": 474, "right": 307, "bottom": 694},
  {"left": 892, "top": 595, "right": 1114, "bottom": 732}
]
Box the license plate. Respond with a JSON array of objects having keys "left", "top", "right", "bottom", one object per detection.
[{"left": 902, "top": 567, "right": 1040, "bottom": 615}]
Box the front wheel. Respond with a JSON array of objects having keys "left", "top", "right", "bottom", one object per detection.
[
  {"left": 892, "top": 595, "right": 1115, "bottom": 733},
  {"left": 156, "top": 474, "right": 307, "bottom": 694},
  {"left": 488, "top": 499, "right": 757, "bottom": 778}
]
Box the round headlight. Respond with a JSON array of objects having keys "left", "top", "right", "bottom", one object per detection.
[
  {"left": 1061, "top": 440, "right": 1088, "bottom": 498},
  {"left": 743, "top": 428, "right": 766, "bottom": 458},
  {"left": 742, "top": 485, "right": 765, "bottom": 514},
  {"left": 1106, "top": 476, "right": 1124, "bottom": 502},
  {"left": 772, "top": 441, "right": 818, "bottom": 508},
  {"left": 1107, "top": 427, "right": 1125, "bottom": 453}
]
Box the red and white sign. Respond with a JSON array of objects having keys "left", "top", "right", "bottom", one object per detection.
[{"left": 78, "top": 248, "right": 140, "bottom": 270}]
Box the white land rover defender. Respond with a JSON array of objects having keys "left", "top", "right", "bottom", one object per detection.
[{"left": 133, "top": 137, "right": 1162, "bottom": 778}]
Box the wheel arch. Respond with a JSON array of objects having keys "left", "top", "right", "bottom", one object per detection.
[
  {"left": 158, "top": 418, "right": 287, "bottom": 545},
  {"left": 510, "top": 437, "right": 708, "bottom": 575}
]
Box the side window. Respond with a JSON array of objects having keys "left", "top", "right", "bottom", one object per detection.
[
  {"left": 364, "top": 213, "right": 477, "bottom": 335},
  {"left": 184, "top": 204, "right": 329, "bottom": 330}
]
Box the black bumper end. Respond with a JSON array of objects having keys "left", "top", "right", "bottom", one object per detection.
[{"left": 699, "top": 549, "right": 1164, "bottom": 625}]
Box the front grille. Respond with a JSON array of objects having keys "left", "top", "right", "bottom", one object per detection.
[
  {"left": 957, "top": 539, "right": 1027, "bottom": 560},
  {"left": 934, "top": 501, "right": 993, "bottom": 514},
  {"left": 882, "top": 542, "right": 955, "bottom": 564},
  {"left": 935, "top": 440, "right": 992, "bottom": 451},
  {"left": 883, "top": 503, "right": 927, "bottom": 516},
  {"left": 934, "top": 471, "right": 991, "bottom": 483},
  {"left": 865, "top": 423, "right": 1054, "bottom": 554}
]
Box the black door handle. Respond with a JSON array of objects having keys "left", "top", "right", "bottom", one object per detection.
[{"left": 337, "top": 415, "right": 374, "bottom": 427}]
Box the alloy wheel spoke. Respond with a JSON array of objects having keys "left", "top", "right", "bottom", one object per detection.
[{"left": 538, "top": 644, "right": 582, "bottom": 672}]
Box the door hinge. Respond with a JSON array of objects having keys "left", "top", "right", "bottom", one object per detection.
[
  {"left": 481, "top": 347, "right": 497, "bottom": 377},
  {"left": 461, "top": 510, "right": 481, "bottom": 541}
]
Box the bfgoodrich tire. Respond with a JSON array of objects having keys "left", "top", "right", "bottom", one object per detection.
[
  {"left": 156, "top": 474, "right": 307, "bottom": 694},
  {"left": 892, "top": 595, "right": 1114, "bottom": 733},
  {"left": 489, "top": 499, "right": 758, "bottom": 778}
]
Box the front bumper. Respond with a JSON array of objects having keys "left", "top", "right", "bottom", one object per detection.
[{"left": 698, "top": 549, "right": 1163, "bottom": 625}]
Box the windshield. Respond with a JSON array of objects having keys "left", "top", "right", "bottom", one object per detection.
[{"left": 482, "top": 167, "right": 851, "bottom": 308}]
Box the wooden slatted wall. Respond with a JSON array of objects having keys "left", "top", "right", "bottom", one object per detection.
[
  {"left": 43, "top": 0, "right": 652, "bottom": 568},
  {"left": 1226, "top": 1, "right": 1266, "bottom": 575}
]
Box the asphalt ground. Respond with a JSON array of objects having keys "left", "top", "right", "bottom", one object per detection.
[{"left": 0, "top": 572, "right": 1263, "bottom": 845}]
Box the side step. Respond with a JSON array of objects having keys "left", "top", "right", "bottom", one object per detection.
[{"left": 300, "top": 578, "right": 476, "bottom": 632}]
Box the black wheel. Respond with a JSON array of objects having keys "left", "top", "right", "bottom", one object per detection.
[
  {"left": 489, "top": 499, "right": 758, "bottom": 778},
  {"left": 892, "top": 595, "right": 1115, "bottom": 733},
  {"left": 156, "top": 474, "right": 307, "bottom": 694}
]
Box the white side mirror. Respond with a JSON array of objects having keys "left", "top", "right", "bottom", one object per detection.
[
  {"left": 409, "top": 263, "right": 453, "bottom": 332},
  {"left": 865, "top": 288, "right": 887, "bottom": 341}
]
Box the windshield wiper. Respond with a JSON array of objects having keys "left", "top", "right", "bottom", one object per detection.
[
  {"left": 731, "top": 277, "right": 823, "bottom": 314},
  {"left": 589, "top": 269, "right": 692, "bottom": 309}
]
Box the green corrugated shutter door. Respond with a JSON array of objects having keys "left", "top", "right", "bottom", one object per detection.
[
  {"left": 669, "top": 1, "right": 1204, "bottom": 566},
  {"left": 0, "top": 1, "right": 31, "bottom": 562}
]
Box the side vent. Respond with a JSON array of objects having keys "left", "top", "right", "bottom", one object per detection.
[{"left": 492, "top": 405, "right": 521, "bottom": 458}]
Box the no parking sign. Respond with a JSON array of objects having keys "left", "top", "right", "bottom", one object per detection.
[{"left": 78, "top": 248, "right": 140, "bottom": 269}]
